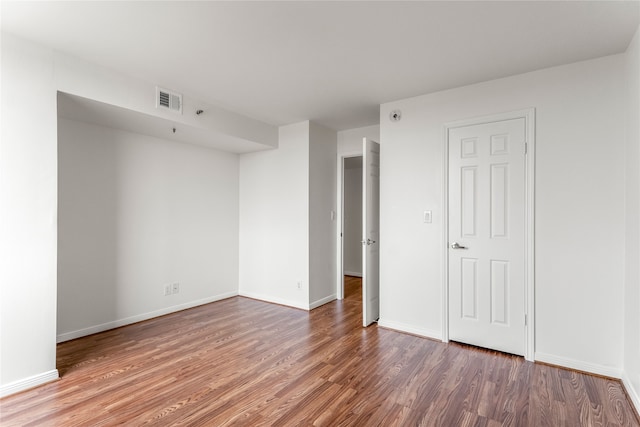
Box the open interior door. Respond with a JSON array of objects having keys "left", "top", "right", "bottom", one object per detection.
[{"left": 362, "top": 138, "right": 380, "bottom": 326}]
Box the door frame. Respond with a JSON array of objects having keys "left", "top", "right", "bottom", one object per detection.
[
  {"left": 441, "top": 108, "right": 536, "bottom": 361},
  {"left": 336, "top": 151, "right": 364, "bottom": 300}
]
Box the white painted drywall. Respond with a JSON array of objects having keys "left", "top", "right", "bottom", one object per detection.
[
  {"left": 57, "top": 118, "right": 239, "bottom": 341},
  {"left": 337, "top": 125, "right": 380, "bottom": 156},
  {"left": 380, "top": 55, "right": 626, "bottom": 375},
  {"left": 343, "top": 158, "right": 363, "bottom": 276},
  {"left": 52, "top": 46, "right": 277, "bottom": 149},
  {"left": 623, "top": 27, "right": 640, "bottom": 412},
  {"left": 239, "top": 122, "right": 310, "bottom": 309},
  {"left": 239, "top": 121, "right": 337, "bottom": 310},
  {"left": 308, "top": 122, "right": 338, "bottom": 308},
  {"left": 0, "top": 34, "right": 59, "bottom": 392}
]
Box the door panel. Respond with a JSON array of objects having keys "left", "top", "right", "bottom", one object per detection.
[
  {"left": 490, "top": 164, "right": 508, "bottom": 238},
  {"left": 461, "top": 167, "right": 477, "bottom": 237},
  {"left": 448, "top": 118, "right": 525, "bottom": 356},
  {"left": 363, "top": 138, "right": 380, "bottom": 327},
  {"left": 490, "top": 260, "right": 509, "bottom": 324},
  {"left": 461, "top": 257, "right": 478, "bottom": 319}
]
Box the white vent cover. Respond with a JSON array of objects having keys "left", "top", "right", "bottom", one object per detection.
[{"left": 156, "top": 87, "right": 182, "bottom": 114}]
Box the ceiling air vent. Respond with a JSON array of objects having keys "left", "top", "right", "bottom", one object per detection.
[{"left": 156, "top": 87, "right": 182, "bottom": 114}]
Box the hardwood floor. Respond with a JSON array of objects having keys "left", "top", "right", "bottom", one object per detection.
[
  {"left": 1, "top": 277, "right": 638, "bottom": 426},
  {"left": 343, "top": 275, "right": 362, "bottom": 300}
]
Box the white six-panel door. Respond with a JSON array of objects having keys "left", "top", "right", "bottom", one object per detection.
[
  {"left": 363, "top": 138, "right": 380, "bottom": 327},
  {"left": 448, "top": 118, "right": 526, "bottom": 356}
]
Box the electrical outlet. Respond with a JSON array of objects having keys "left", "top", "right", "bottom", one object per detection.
[
  {"left": 172, "top": 282, "right": 180, "bottom": 294},
  {"left": 164, "top": 284, "right": 172, "bottom": 296},
  {"left": 297, "top": 281, "right": 302, "bottom": 290}
]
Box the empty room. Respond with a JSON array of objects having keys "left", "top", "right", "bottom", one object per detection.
[{"left": 1, "top": 1, "right": 640, "bottom": 425}]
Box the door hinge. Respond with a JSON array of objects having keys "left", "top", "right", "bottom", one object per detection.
[
  {"left": 524, "top": 143, "right": 528, "bottom": 155},
  {"left": 524, "top": 314, "right": 528, "bottom": 326}
]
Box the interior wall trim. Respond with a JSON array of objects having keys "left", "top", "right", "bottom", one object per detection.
[
  {"left": 0, "top": 369, "right": 59, "bottom": 398},
  {"left": 535, "top": 352, "right": 622, "bottom": 379},
  {"left": 56, "top": 291, "right": 238, "bottom": 343}
]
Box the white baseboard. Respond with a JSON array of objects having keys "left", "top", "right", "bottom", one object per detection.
[
  {"left": 344, "top": 271, "right": 362, "bottom": 278},
  {"left": 57, "top": 291, "right": 238, "bottom": 343},
  {"left": 238, "top": 291, "right": 309, "bottom": 311},
  {"left": 0, "top": 369, "right": 59, "bottom": 398},
  {"left": 377, "top": 318, "right": 442, "bottom": 341},
  {"left": 534, "top": 352, "right": 622, "bottom": 379},
  {"left": 622, "top": 372, "right": 640, "bottom": 416},
  {"left": 309, "top": 294, "right": 337, "bottom": 310}
]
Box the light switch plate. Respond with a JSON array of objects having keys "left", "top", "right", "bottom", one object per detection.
[{"left": 423, "top": 210, "right": 432, "bottom": 223}]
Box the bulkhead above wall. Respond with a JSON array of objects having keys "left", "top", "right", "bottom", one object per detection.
[{"left": 57, "top": 92, "right": 277, "bottom": 154}]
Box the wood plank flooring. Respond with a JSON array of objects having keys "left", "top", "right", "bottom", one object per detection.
[{"left": 1, "top": 276, "right": 638, "bottom": 426}]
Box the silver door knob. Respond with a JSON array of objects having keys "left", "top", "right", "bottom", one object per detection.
[
  {"left": 451, "top": 242, "right": 468, "bottom": 249},
  {"left": 362, "top": 239, "right": 376, "bottom": 245}
]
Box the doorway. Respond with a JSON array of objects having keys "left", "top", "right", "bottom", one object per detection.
[
  {"left": 339, "top": 154, "right": 363, "bottom": 312},
  {"left": 343, "top": 156, "right": 363, "bottom": 281},
  {"left": 341, "top": 155, "right": 364, "bottom": 318},
  {"left": 443, "top": 109, "right": 535, "bottom": 361},
  {"left": 337, "top": 138, "right": 380, "bottom": 327}
]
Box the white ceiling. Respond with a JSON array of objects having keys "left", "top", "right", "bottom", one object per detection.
[{"left": 2, "top": 1, "right": 639, "bottom": 131}]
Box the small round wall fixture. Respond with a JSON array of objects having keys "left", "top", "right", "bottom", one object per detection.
[{"left": 389, "top": 110, "right": 402, "bottom": 122}]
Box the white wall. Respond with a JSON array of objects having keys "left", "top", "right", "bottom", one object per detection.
[
  {"left": 0, "top": 32, "right": 59, "bottom": 395},
  {"left": 239, "top": 122, "right": 310, "bottom": 309},
  {"left": 239, "top": 121, "right": 337, "bottom": 310},
  {"left": 52, "top": 44, "right": 277, "bottom": 149},
  {"left": 343, "top": 158, "right": 363, "bottom": 276},
  {"left": 57, "top": 119, "right": 239, "bottom": 342},
  {"left": 623, "top": 27, "right": 640, "bottom": 412},
  {"left": 337, "top": 125, "right": 380, "bottom": 156},
  {"left": 308, "top": 122, "right": 338, "bottom": 308},
  {"left": 380, "top": 55, "right": 627, "bottom": 376}
]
